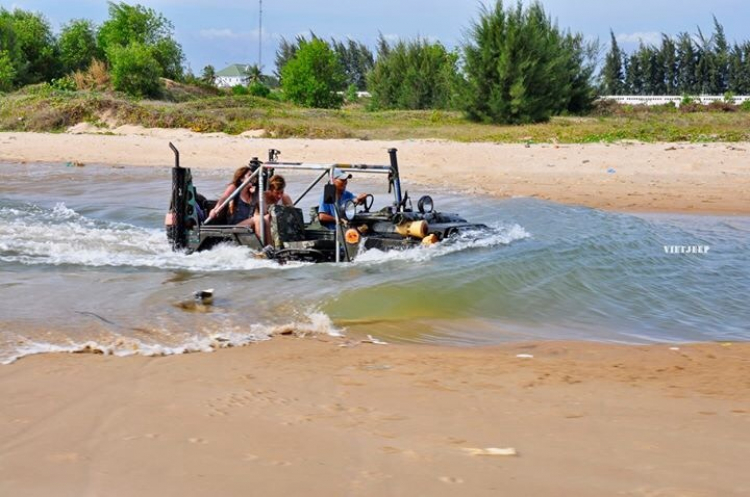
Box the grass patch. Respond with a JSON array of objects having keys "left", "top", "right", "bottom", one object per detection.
[{"left": 2, "top": 88, "right": 750, "bottom": 142}]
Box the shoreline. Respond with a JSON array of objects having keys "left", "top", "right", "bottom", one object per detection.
[
  {"left": 1, "top": 129, "right": 749, "bottom": 215},
  {"left": 2, "top": 129, "right": 748, "bottom": 495},
  {"left": 1, "top": 338, "right": 748, "bottom": 496}
]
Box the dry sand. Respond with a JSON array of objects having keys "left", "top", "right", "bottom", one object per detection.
[
  {"left": 1, "top": 339, "right": 748, "bottom": 496},
  {"left": 1, "top": 129, "right": 749, "bottom": 495},
  {"left": 0, "top": 128, "right": 748, "bottom": 214}
]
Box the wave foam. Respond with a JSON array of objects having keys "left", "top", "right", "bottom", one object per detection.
[
  {"left": 354, "top": 223, "right": 530, "bottom": 263},
  {"left": 1, "top": 312, "right": 342, "bottom": 365}
]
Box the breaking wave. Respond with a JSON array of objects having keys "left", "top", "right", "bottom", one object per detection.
[{"left": 1, "top": 312, "right": 342, "bottom": 365}]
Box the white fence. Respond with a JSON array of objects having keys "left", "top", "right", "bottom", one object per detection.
[{"left": 598, "top": 95, "right": 750, "bottom": 107}]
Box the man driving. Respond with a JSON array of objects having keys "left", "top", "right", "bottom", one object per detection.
[{"left": 318, "top": 168, "right": 368, "bottom": 229}]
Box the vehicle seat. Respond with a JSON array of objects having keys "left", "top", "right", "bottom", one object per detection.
[
  {"left": 270, "top": 205, "right": 306, "bottom": 247},
  {"left": 307, "top": 205, "right": 324, "bottom": 229}
]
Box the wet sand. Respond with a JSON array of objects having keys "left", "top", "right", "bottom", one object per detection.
[
  {"left": 1, "top": 339, "right": 748, "bottom": 496},
  {"left": 1, "top": 130, "right": 749, "bottom": 495},
  {"left": 1, "top": 128, "right": 748, "bottom": 214}
]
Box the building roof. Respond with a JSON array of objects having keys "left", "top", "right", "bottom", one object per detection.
[{"left": 216, "top": 64, "right": 251, "bottom": 77}]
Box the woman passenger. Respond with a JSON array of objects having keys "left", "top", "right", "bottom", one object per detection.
[
  {"left": 208, "top": 165, "right": 258, "bottom": 224},
  {"left": 250, "top": 174, "right": 293, "bottom": 243}
]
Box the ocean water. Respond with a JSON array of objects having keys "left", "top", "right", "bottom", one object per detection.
[{"left": 0, "top": 161, "right": 748, "bottom": 364}]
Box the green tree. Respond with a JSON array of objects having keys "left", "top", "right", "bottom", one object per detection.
[
  {"left": 200, "top": 64, "right": 216, "bottom": 86},
  {"left": 274, "top": 34, "right": 318, "bottom": 81},
  {"left": 59, "top": 19, "right": 100, "bottom": 73},
  {"left": 602, "top": 30, "right": 624, "bottom": 95},
  {"left": 463, "top": 1, "right": 596, "bottom": 124},
  {"left": 710, "top": 17, "right": 729, "bottom": 94},
  {"left": 625, "top": 52, "right": 644, "bottom": 94},
  {"left": 367, "top": 37, "right": 461, "bottom": 110},
  {"left": 562, "top": 32, "right": 599, "bottom": 114},
  {"left": 0, "top": 13, "right": 22, "bottom": 89},
  {"left": 97, "top": 1, "right": 184, "bottom": 81},
  {"left": 0, "top": 50, "right": 16, "bottom": 91},
  {"left": 281, "top": 38, "right": 345, "bottom": 108},
  {"left": 0, "top": 8, "right": 60, "bottom": 86},
  {"left": 246, "top": 63, "right": 262, "bottom": 83},
  {"left": 332, "top": 38, "right": 374, "bottom": 91},
  {"left": 660, "top": 35, "right": 678, "bottom": 94},
  {"left": 695, "top": 28, "right": 713, "bottom": 94},
  {"left": 108, "top": 41, "right": 162, "bottom": 97},
  {"left": 676, "top": 32, "right": 698, "bottom": 94}
]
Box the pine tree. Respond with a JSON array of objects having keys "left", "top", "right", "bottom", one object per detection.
[
  {"left": 710, "top": 16, "right": 729, "bottom": 94},
  {"left": 602, "top": 30, "right": 624, "bottom": 95},
  {"left": 463, "top": 1, "right": 596, "bottom": 124},
  {"left": 625, "top": 52, "right": 644, "bottom": 95},
  {"left": 676, "top": 32, "right": 698, "bottom": 94},
  {"left": 660, "top": 35, "right": 678, "bottom": 95}
]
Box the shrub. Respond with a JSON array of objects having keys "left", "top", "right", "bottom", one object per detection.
[
  {"left": 248, "top": 81, "right": 270, "bottom": 98},
  {"left": 367, "top": 38, "right": 461, "bottom": 110},
  {"left": 231, "top": 84, "right": 249, "bottom": 96},
  {"left": 108, "top": 43, "right": 162, "bottom": 98},
  {"left": 73, "top": 59, "right": 111, "bottom": 91},
  {"left": 50, "top": 75, "right": 77, "bottom": 91}
]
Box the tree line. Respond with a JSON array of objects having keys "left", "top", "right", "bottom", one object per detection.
[
  {"left": 0, "top": 1, "right": 183, "bottom": 96},
  {"left": 273, "top": 1, "right": 598, "bottom": 124},
  {"left": 11, "top": 1, "right": 748, "bottom": 125},
  {"left": 602, "top": 17, "right": 750, "bottom": 96}
]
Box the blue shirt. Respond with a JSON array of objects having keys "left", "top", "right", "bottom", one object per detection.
[{"left": 319, "top": 190, "right": 355, "bottom": 229}]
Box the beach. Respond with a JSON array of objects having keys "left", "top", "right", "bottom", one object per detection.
[
  {"left": 1, "top": 128, "right": 749, "bottom": 214},
  {"left": 1, "top": 339, "right": 749, "bottom": 496},
  {"left": 1, "top": 130, "right": 749, "bottom": 496}
]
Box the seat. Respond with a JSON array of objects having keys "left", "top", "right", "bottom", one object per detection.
[{"left": 269, "top": 205, "right": 306, "bottom": 248}]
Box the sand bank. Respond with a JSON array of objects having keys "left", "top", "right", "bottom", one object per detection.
[
  {"left": 0, "top": 339, "right": 748, "bottom": 496},
  {"left": 1, "top": 129, "right": 748, "bottom": 214}
]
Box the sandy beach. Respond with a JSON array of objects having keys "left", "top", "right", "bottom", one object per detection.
[
  {"left": 0, "top": 339, "right": 748, "bottom": 496},
  {"left": 1, "top": 129, "right": 749, "bottom": 496},
  {"left": 1, "top": 128, "right": 749, "bottom": 214}
]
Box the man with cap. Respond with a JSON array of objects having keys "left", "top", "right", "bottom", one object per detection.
[{"left": 318, "top": 168, "right": 368, "bottom": 229}]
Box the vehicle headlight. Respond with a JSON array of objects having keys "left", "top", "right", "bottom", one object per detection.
[
  {"left": 418, "top": 195, "right": 434, "bottom": 214},
  {"left": 343, "top": 199, "right": 357, "bottom": 220}
]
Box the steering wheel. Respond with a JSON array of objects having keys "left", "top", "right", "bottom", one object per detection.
[{"left": 362, "top": 194, "right": 374, "bottom": 213}]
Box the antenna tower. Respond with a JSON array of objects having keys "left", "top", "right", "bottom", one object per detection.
[{"left": 258, "top": 0, "right": 263, "bottom": 70}]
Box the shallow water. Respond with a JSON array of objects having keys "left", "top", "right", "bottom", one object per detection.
[{"left": 1, "top": 161, "right": 748, "bottom": 363}]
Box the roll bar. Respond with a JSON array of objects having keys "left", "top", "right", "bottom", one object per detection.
[{"left": 256, "top": 149, "right": 404, "bottom": 262}]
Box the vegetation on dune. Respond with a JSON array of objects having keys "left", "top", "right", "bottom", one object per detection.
[
  {"left": 2, "top": 87, "right": 750, "bottom": 142},
  {"left": 2, "top": 1, "right": 750, "bottom": 142}
]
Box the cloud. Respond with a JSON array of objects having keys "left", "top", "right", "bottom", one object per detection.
[
  {"left": 199, "top": 28, "right": 244, "bottom": 40},
  {"left": 199, "top": 27, "right": 271, "bottom": 41},
  {"left": 616, "top": 31, "right": 662, "bottom": 46}
]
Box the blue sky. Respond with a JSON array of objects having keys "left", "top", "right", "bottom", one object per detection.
[{"left": 7, "top": 0, "right": 750, "bottom": 75}]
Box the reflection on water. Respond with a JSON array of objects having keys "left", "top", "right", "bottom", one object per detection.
[{"left": 0, "top": 161, "right": 748, "bottom": 363}]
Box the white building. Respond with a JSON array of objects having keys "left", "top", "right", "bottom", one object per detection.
[{"left": 214, "top": 64, "right": 252, "bottom": 88}]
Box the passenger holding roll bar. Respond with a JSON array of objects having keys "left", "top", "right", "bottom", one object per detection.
[
  {"left": 208, "top": 164, "right": 259, "bottom": 224},
  {"left": 318, "top": 169, "right": 369, "bottom": 229},
  {"left": 251, "top": 174, "right": 293, "bottom": 242}
]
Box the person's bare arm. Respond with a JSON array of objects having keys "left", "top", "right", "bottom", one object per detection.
[{"left": 209, "top": 184, "right": 236, "bottom": 218}]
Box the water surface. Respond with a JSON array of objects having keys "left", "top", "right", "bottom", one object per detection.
[{"left": 1, "top": 161, "right": 747, "bottom": 363}]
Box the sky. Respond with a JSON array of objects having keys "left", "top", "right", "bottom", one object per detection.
[{"left": 6, "top": 0, "right": 750, "bottom": 75}]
